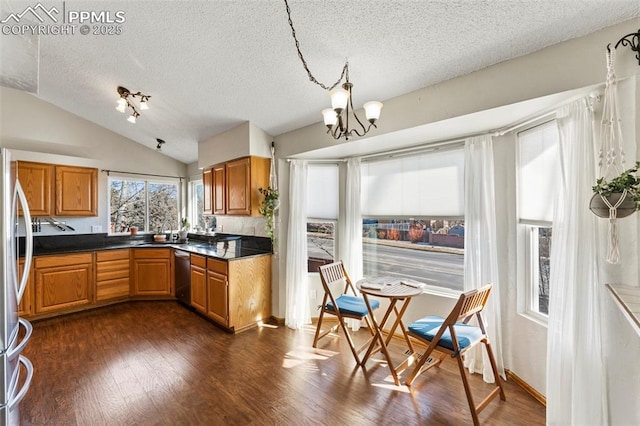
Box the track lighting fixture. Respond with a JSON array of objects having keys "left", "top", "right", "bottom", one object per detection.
[
  {"left": 156, "top": 138, "right": 165, "bottom": 151},
  {"left": 116, "top": 86, "right": 151, "bottom": 123}
]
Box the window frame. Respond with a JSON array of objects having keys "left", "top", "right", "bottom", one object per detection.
[
  {"left": 516, "top": 119, "right": 558, "bottom": 326},
  {"left": 521, "top": 221, "right": 551, "bottom": 324},
  {"left": 307, "top": 219, "right": 337, "bottom": 274},
  {"left": 108, "top": 175, "right": 181, "bottom": 235},
  {"left": 189, "top": 178, "right": 204, "bottom": 232}
]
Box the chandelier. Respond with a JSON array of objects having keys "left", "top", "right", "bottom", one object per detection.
[
  {"left": 283, "top": 0, "right": 382, "bottom": 141},
  {"left": 115, "top": 86, "right": 151, "bottom": 124}
]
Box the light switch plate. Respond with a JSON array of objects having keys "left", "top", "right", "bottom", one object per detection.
[{"left": 91, "top": 225, "right": 102, "bottom": 233}]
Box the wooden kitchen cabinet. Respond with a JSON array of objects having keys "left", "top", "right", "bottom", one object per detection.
[
  {"left": 34, "top": 253, "right": 94, "bottom": 314},
  {"left": 96, "top": 249, "right": 130, "bottom": 301},
  {"left": 202, "top": 255, "right": 271, "bottom": 333},
  {"left": 202, "top": 168, "right": 213, "bottom": 215},
  {"left": 212, "top": 164, "right": 226, "bottom": 215},
  {"left": 18, "top": 258, "right": 34, "bottom": 317},
  {"left": 202, "top": 156, "right": 270, "bottom": 217},
  {"left": 55, "top": 165, "right": 98, "bottom": 216},
  {"left": 16, "top": 161, "right": 98, "bottom": 217},
  {"left": 190, "top": 254, "right": 207, "bottom": 313},
  {"left": 207, "top": 269, "right": 228, "bottom": 325},
  {"left": 17, "top": 161, "right": 54, "bottom": 216},
  {"left": 132, "top": 248, "right": 173, "bottom": 296}
]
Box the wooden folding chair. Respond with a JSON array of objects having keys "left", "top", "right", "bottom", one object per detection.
[
  {"left": 312, "top": 261, "right": 379, "bottom": 365},
  {"left": 405, "top": 284, "right": 505, "bottom": 425}
]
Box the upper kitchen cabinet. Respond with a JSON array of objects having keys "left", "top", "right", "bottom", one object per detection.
[
  {"left": 203, "top": 168, "right": 213, "bottom": 215},
  {"left": 225, "top": 156, "right": 269, "bottom": 216},
  {"left": 16, "top": 161, "right": 98, "bottom": 217},
  {"left": 212, "top": 164, "right": 226, "bottom": 215},
  {"left": 202, "top": 156, "right": 269, "bottom": 217},
  {"left": 17, "top": 161, "right": 54, "bottom": 216},
  {"left": 55, "top": 165, "right": 98, "bottom": 216}
]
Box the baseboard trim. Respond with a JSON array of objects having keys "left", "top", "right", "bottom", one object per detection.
[{"left": 505, "top": 369, "right": 546, "bottom": 406}]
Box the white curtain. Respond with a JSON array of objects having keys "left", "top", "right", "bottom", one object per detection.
[
  {"left": 463, "top": 134, "right": 505, "bottom": 382},
  {"left": 285, "top": 160, "right": 311, "bottom": 329},
  {"left": 343, "top": 158, "right": 363, "bottom": 280},
  {"left": 546, "top": 98, "right": 607, "bottom": 425},
  {"left": 342, "top": 158, "right": 363, "bottom": 330}
]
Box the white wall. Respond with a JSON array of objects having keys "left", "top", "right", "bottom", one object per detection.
[
  {"left": 0, "top": 87, "right": 188, "bottom": 235},
  {"left": 198, "top": 121, "right": 272, "bottom": 169},
  {"left": 272, "top": 18, "right": 640, "bottom": 422}
]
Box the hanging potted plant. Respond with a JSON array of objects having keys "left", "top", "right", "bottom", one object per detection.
[
  {"left": 590, "top": 161, "right": 640, "bottom": 218},
  {"left": 258, "top": 186, "right": 279, "bottom": 240}
]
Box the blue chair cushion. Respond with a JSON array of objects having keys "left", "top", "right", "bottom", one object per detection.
[
  {"left": 408, "top": 315, "right": 483, "bottom": 351},
  {"left": 326, "top": 295, "right": 379, "bottom": 317}
]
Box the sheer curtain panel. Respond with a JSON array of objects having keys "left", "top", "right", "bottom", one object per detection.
[
  {"left": 285, "top": 160, "right": 311, "bottom": 329},
  {"left": 546, "top": 99, "right": 607, "bottom": 425},
  {"left": 463, "top": 134, "right": 505, "bottom": 383}
]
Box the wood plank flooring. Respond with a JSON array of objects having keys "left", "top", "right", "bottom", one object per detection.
[{"left": 20, "top": 301, "right": 546, "bottom": 425}]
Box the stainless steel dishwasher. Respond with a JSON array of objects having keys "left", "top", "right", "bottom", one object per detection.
[{"left": 174, "top": 250, "right": 191, "bottom": 306}]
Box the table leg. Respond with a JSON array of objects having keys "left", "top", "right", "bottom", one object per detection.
[{"left": 360, "top": 295, "right": 402, "bottom": 386}]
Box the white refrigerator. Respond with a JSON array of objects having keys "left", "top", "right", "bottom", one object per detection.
[{"left": 0, "top": 148, "right": 34, "bottom": 425}]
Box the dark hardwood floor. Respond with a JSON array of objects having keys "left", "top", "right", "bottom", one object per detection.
[{"left": 20, "top": 301, "right": 545, "bottom": 425}]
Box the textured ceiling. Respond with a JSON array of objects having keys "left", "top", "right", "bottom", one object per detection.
[{"left": 1, "top": 0, "right": 639, "bottom": 164}]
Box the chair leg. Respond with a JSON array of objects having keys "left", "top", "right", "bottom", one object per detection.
[
  {"left": 336, "top": 315, "right": 362, "bottom": 365},
  {"left": 312, "top": 310, "right": 326, "bottom": 348},
  {"left": 454, "top": 352, "right": 480, "bottom": 426},
  {"left": 405, "top": 339, "right": 439, "bottom": 386},
  {"left": 483, "top": 339, "right": 506, "bottom": 401}
]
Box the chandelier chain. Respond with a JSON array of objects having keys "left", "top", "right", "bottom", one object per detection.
[{"left": 284, "top": 0, "right": 348, "bottom": 91}]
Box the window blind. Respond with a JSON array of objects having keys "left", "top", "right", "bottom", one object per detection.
[
  {"left": 361, "top": 148, "right": 464, "bottom": 217},
  {"left": 306, "top": 163, "right": 339, "bottom": 219},
  {"left": 517, "top": 121, "right": 560, "bottom": 223}
]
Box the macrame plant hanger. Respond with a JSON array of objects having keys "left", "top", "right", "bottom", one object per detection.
[
  {"left": 597, "top": 48, "right": 627, "bottom": 264},
  {"left": 269, "top": 141, "right": 280, "bottom": 250}
]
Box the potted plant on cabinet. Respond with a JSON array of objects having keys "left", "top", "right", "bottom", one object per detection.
[
  {"left": 258, "top": 186, "right": 279, "bottom": 241},
  {"left": 590, "top": 161, "right": 640, "bottom": 218}
]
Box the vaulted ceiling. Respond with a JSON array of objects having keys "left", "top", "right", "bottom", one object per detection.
[{"left": 1, "top": 0, "right": 639, "bottom": 163}]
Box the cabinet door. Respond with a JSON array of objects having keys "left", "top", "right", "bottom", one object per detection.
[
  {"left": 212, "top": 164, "right": 226, "bottom": 215},
  {"left": 190, "top": 265, "right": 206, "bottom": 313},
  {"left": 132, "top": 258, "right": 171, "bottom": 296},
  {"left": 203, "top": 168, "right": 213, "bottom": 215},
  {"left": 34, "top": 254, "right": 93, "bottom": 314},
  {"left": 225, "top": 157, "right": 251, "bottom": 215},
  {"left": 207, "top": 271, "right": 228, "bottom": 325},
  {"left": 55, "top": 165, "right": 98, "bottom": 216},
  {"left": 18, "top": 259, "right": 34, "bottom": 317},
  {"left": 17, "top": 161, "right": 54, "bottom": 216}
]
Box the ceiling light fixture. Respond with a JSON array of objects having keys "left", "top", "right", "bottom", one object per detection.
[
  {"left": 283, "top": 0, "right": 382, "bottom": 141},
  {"left": 156, "top": 138, "right": 165, "bottom": 151},
  {"left": 116, "top": 86, "right": 151, "bottom": 124}
]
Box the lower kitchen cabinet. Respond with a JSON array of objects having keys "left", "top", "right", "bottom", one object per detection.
[
  {"left": 96, "top": 249, "right": 130, "bottom": 301},
  {"left": 190, "top": 254, "right": 207, "bottom": 313},
  {"left": 18, "top": 258, "right": 34, "bottom": 317},
  {"left": 207, "top": 270, "right": 228, "bottom": 325},
  {"left": 34, "top": 253, "right": 93, "bottom": 314},
  {"left": 132, "top": 248, "right": 173, "bottom": 296}
]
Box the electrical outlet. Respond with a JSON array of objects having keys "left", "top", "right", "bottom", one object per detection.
[{"left": 91, "top": 225, "right": 102, "bottom": 233}]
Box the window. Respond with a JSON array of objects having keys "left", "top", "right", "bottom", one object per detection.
[
  {"left": 360, "top": 148, "right": 465, "bottom": 292},
  {"left": 189, "top": 179, "right": 205, "bottom": 231},
  {"left": 109, "top": 177, "right": 179, "bottom": 234},
  {"left": 307, "top": 164, "right": 339, "bottom": 272},
  {"left": 517, "top": 121, "right": 559, "bottom": 319}
]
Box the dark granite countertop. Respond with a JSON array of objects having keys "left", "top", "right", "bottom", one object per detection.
[{"left": 19, "top": 233, "right": 272, "bottom": 261}]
